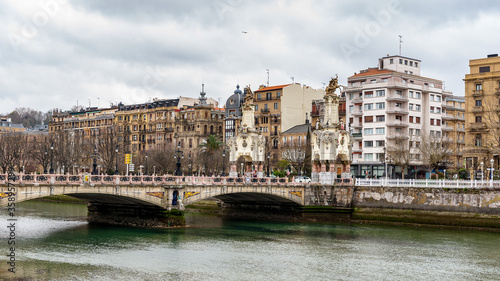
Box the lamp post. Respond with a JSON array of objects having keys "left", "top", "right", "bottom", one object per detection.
[
  {"left": 115, "top": 145, "right": 119, "bottom": 175},
  {"left": 241, "top": 162, "right": 244, "bottom": 177},
  {"left": 145, "top": 152, "right": 148, "bottom": 175},
  {"left": 267, "top": 152, "right": 270, "bottom": 177},
  {"left": 91, "top": 144, "right": 98, "bottom": 175},
  {"left": 491, "top": 159, "right": 495, "bottom": 186},
  {"left": 222, "top": 150, "right": 226, "bottom": 177},
  {"left": 49, "top": 143, "right": 54, "bottom": 174},
  {"left": 174, "top": 142, "right": 183, "bottom": 176},
  {"left": 188, "top": 152, "right": 192, "bottom": 176},
  {"left": 44, "top": 149, "right": 47, "bottom": 174},
  {"left": 480, "top": 161, "right": 484, "bottom": 183}
]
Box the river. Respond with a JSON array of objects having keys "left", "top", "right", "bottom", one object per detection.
[{"left": 1, "top": 201, "right": 500, "bottom": 280}]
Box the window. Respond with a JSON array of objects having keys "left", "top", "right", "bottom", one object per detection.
[
  {"left": 476, "top": 84, "right": 482, "bottom": 90},
  {"left": 415, "top": 104, "right": 421, "bottom": 111},
  {"left": 364, "top": 141, "right": 373, "bottom": 147},
  {"left": 475, "top": 134, "right": 482, "bottom": 146},
  {"left": 370, "top": 79, "right": 376, "bottom": 84},
  {"left": 257, "top": 93, "right": 261, "bottom": 100},
  {"left": 436, "top": 107, "right": 441, "bottom": 113},
  {"left": 376, "top": 115, "right": 385, "bottom": 122},
  {"left": 266, "top": 92, "right": 272, "bottom": 100},
  {"left": 364, "top": 103, "right": 373, "bottom": 110},
  {"left": 404, "top": 60, "right": 408, "bottom": 65},
  {"left": 365, "top": 91, "right": 373, "bottom": 98},
  {"left": 274, "top": 103, "right": 278, "bottom": 109},
  {"left": 399, "top": 59, "right": 403, "bottom": 64},
  {"left": 277, "top": 91, "right": 281, "bottom": 98},
  {"left": 475, "top": 100, "right": 482, "bottom": 106},
  {"left": 376, "top": 102, "right": 385, "bottom": 109},
  {"left": 376, "top": 90, "right": 385, "bottom": 97},
  {"left": 436, "top": 131, "right": 441, "bottom": 137},
  {"left": 255, "top": 105, "right": 258, "bottom": 111},
  {"left": 415, "top": 92, "right": 421, "bottom": 99},
  {"left": 430, "top": 119, "right": 435, "bottom": 126},
  {"left": 430, "top": 94, "right": 435, "bottom": 101},
  {"left": 409, "top": 128, "right": 414, "bottom": 135},
  {"left": 376, "top": 140, "right": 385, "bottom": 147},
  {"left": 264, "top": 103, "right": 268, "bottom": 110},
  {"left": 376, "top": 128, "right": 385, "bottom": 134},
  {"left": 475, "top": 116, "right": 482, "bottom": 123},
  {"left": 409, "top": 104, "right": 414, "bottom": 110},
  {"left": 364, "top": 153, "right": 373, "bottom": 161},
  {"left": 409, "top": 91, "right": 414, "bottom": 98},
  {"left": 409, "top": 116, "right": 413, "bottom": 123},
  {"left": 436, "top": 119, "right": 441, "bottom": 126},
  {"left": 415, "top": 62, "right": 418, "bottom": 67},
  {"left": 364, "top": 116, "right": 373, "bottom": 123},
  {"left": 430, "top": 106, "right": 434, "bottom": 113},
  {"left": 364, "top": 128, "right": 373, "bottom": 135},
  {"left": 390, "top": 59, "right": 394, "bottom": 64},
  {"left": 415, "top": 129, "right": 420, "bottom": 135},
  {"left": 436, "top": 95, "right": 441, "bottom": 102},
  {"left": 409, "top": 61, "right": 413, "bottom": 66}
]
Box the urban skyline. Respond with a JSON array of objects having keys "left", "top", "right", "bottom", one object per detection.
[{"left": 2, "top": 1, "right": 500, "bottom": 113}]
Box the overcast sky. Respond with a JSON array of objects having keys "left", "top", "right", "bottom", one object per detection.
[{"left": 2, "top": 0, "right": 500, "bottom": 114}]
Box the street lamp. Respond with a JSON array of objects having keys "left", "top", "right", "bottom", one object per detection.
[
  {"left": 145, "top": 152, "right": 148, "bottom": 175},
  {"left": 491, "top": 158, "right": 495, "bottom": 186},
  {"left": 188, "top": 152, "right": 192, "bottom": 176},
  {"left": 49, "top": 143, "right": 54, "bottom": 174},
  {"left": 222, "top": 150, "right": 226, "bottom": 177},
  {"left": 92, "top": 144, "right": 98, "bottom": 175},
  {"left": 44, "top": 149, "right": 47, "bottom": 174},
  {"left": 115, "top": 145, "right": 119, "bottom": 175},
  {"left": 241, "top": 162, "right": 244, "bottom": 177},
  {"left": 267, "top": 152, "right": 270, "bottom": 177},
  {"left": 174, "top": 142, "right": 184, "bottom": 176},
  {"left": 480, "top": 161, "right": 484, "bottom": 183}
]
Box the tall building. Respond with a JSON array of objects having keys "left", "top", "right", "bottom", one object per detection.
[
  {"left": 463, "top": 54, "right": 500, "bottom": 173},
  {"left": 252, "top": 83, "right": 324, "bottom": 162},
  {"left": 443, "top": 96, "right": 466, "bottom": 168},
  {"left": 346, "top": 55, "right": 452, "bottom": 178}
]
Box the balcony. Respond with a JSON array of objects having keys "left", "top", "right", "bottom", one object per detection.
[
  {"left": 471, "top": 106, "right": 483, "bottom": 113},
  {"left": 351, "top": 123, "right": 362, "bottom": 129},
  {"left": 386, "top": 108, "right": 409, "bottom": 115},
  {"left": 351, "top": 96, "right": 363, "bottom": 103},
  {"left": 441, "top": 125, "right": 453, "bottom": 131},
  {"left": 442, "top": 113, "right": 455, "bottom": 120},
  {"left": 472, "top": 90, "right": 484, "bottom": 97},
  {"left": 351, "top": 110, "right": 363, "bottom": 116},
  {"left": 386, "top": 134, "right": 409, "bottom": 139},
  {"left": 352, "top": 147, "right": 363, "bottom": 153},
  {"left": 386, "top": 95, "right": 408, "bottom": 102},
  {"left": 496, "top": 88, "right": 500, "bottom": 96},
  {"left": 386, "top": 121, "right": 409, "bottom": 127},
  {"left": 352, "top": 133, "right": 362, "bottom": 139},
  {"left": 260, "top": 108, "right": 270, "bottom": 114},
  {"left": 457, "top": 139, "right": 465, "bottom": 144},
  {"left": 469, "top": 122, "right": 487, "bottom": 131}
]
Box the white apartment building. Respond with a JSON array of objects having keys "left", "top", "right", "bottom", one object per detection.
[{"left": 346, "top": 55, "right": 452, "bottom": 178}]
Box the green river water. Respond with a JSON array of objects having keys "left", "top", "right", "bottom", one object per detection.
[{"left": 1, "top": 201, "right": 499, "bottom": 280}]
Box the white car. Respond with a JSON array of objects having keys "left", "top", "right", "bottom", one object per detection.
[{"left": 294, "top": 176, "right": 311, "bottom": 183}]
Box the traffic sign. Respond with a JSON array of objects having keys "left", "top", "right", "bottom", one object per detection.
[
  {"left": 125, "top": 154, "right": 132, "bottom": 164},
  {"left": 129, "top": 164, "right": 135, "bottom": 172}
]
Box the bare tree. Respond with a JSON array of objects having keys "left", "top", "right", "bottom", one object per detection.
[
  {"left": 386, "top": 133, "right": 412, "bottom": 179},
  {"left": 96, "top": 126, "right": 118, "bottom": 174},
  {"left": 482, "top": 100, "right": 500, "bottom": 157},
  {"left": 281, "top": 137, "right": 306, "bottom": 175},
  {"left": 418, "top": 132, "right": 454, "bottom": 176},
  {"left": 10, "top": 133, "right": 32, "bottom": 173}
]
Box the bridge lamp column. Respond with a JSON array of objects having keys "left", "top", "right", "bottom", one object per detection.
[
  {"left": 174, "top": 142, "right": 183, "bottom": 176},
  {"left": 267, "top": 152, "right": 270, "bottom": 177},
  {"left": 49, "top": 143, "right": 54, "bottom": 174},
  {"left": 491, "top": 159, "right": 494, "bottom": 186},
  {"left": 145, "top": 152, "right": 148, "bottom": 175},
  {"left": 222, "top": 150, "right": 226, "bottom": 177},
  {"left": 480, "top": 161, "right": 484, "bottom": 183},
  {"left": 241, "top": 162, "right": 244, "bottom": 177},
  {"left": 44, "top": 149, "right": 47, "bottom": 174},
  {"left": 188, "top": 152, "right": 192, "bottom": 176},
  {"left": 92, "top": 145, "right": 98, "bottom": 175},
  {"left": 115, "top": 145, "right": 119, "bottom": 175}
]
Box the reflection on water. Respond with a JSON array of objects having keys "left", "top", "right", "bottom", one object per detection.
[{"left": 1, "top": 201, "right": 500, "bottom": 280}]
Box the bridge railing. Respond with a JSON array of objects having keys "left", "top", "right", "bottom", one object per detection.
[{"left": 355, "top": 178, "right": 500, "bottom": 189}]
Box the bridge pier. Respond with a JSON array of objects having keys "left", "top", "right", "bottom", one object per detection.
[{"left": 87, "top": 202, "right": 185, "bottom": 228}]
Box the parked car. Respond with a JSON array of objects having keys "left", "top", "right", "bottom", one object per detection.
[{"left": 294, "top": 176, "right": 311, "bottom": 183}]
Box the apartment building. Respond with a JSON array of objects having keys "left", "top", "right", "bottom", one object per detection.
[
  {"left": 346, "top": 55, "right": 452, "bottom": 178},
  {"left": 252, "top": 83, "right": 324, "bottom": 162},
  {"left": 443, "top": 96, "right": 466, "bottom": 168},
  {"left": 463, "top": 54, "right": 500, "bottom": 173}
]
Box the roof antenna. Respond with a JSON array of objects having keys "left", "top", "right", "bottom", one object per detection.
[
  {"left": 398, "top": 35, "right": 403, "bottom": 56},
  {"left": 266, "top": 69, "right": 270, "bottom": 86}
]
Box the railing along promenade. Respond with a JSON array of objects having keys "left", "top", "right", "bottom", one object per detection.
[{"left": 356, "top": 178, "right": 500, "bottom": 189}]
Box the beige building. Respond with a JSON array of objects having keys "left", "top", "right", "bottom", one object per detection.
[
  {"left": 443, "top": 96, "right": 466, "bottom": 168},
  {"left": 464, "top": 54, "right": 500, "bottom": 175},
  {"left": 252, "top": 83, "right": 324, "bottom": 162}
]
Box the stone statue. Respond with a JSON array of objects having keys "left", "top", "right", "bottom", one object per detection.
[{"left": 325, "top": 75, "right": 341, "bottom": 96}]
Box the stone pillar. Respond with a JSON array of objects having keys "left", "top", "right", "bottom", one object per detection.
[{"left": 320, "top": 162, "right": 327, "bottom": 172}]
